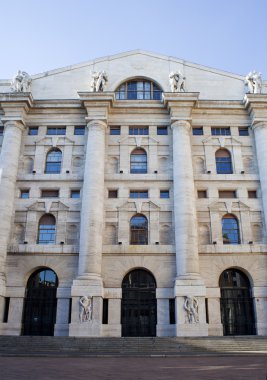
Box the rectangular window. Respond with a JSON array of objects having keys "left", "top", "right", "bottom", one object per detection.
[
  {"left": 0, "top": 126, "right": 4, "bottom": 136},
  {"left": 239, "top": 127, "right": 249, "bottom": 136},
  {"left": 219, "top": 190, "right": 236, "bottom": 198},
  {"left": 169, "top": 299, "right": 175, "bottom": 324},
  {"left": 130, "top": 190, "right": 148, "bottom": 199},
  {"left": 110, "top": 126, "right": 121, "bottom": 135},
  {"left": 20, "top": 189, "right": 29, "bottom": 199},
  {"left": 248, "top": 190, "right": 257, "bottom": 198},
  {"left": 160, "top": 190, "right": 169, "bottom": 199},
  {"left": 197, "top": 190, "right": 207, "bottom": 198},
  {"left": 192, "top": 127, "right": 203, "bottom": 135},
  {"left": 157, "top": 126, "right": 168, "bottom": 135},
  {"left": 211, "top": 127, "right": 231, "bottom": 136},
  {"left": 41, "top": 190, "right": 59, "bottom": 198},
  {"left": 47, "top": 127, "right": 66, "bottom": 135},
  {"left": 3, "top": 297, "right": 10, "bottom": 323},
  {"left": 129, "top": 126, "right": 149, "bottom": 135},
  {"left": 108, "top": 190, "right": 118, "bottom": 198},
  {"left": 74, "top": 126, "right": 85, "bottom": 135},
  {"left": 28, "top": 127, "right": 38, "bottom": 136},
  {"left": 102, "top": 299, "right": 109, "bottom": 324},
  {"left": 71, "top": 190, "right": 80, "bottom": 198}
]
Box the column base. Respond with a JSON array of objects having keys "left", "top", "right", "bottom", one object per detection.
[
  {"left": 157, "top": 324, "right": 176, "bottom": 337},
  {"left": 174, "top": 277, "right": 208, "bottom": 337},
  {"left": 175, "top": 323, "right": 208, "bottom": 337},
  {"left": 69, "top": 276, "right": 104, "bottom": 337},
  {"left": 0, "top": 322, "right": 22, "bottom": 336}
]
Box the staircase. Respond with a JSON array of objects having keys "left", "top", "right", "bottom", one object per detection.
[{"left": 0, "top": 336, "right": 267, "bottom": 356}]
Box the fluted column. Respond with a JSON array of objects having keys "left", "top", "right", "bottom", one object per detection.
[
  {"left": 0, "top": 121, "right": 24, "bottom": 317},
  {"left": 252, "top": 122, "right": 267, "bottom": 237},
  {"left": 78, "top": 120, "right": 107, "bottom": 280},
  {"left": 172, "top": 120, "right": 200, "bottom": 279}
]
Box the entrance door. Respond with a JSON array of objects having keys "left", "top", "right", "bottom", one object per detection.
[
  {"left": 22, "top": 268, "right": 58, "bottom": 336},
  {"left": 220, "top": 269, "right": 255, "bottom": 335},
  {"left": 121, "top": 269, "right": 157, "bottom": 337}
]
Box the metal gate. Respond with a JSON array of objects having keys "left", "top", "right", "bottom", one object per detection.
[
  {"left": 122, "top": 269, "right": 157, "bottom": 337},
  {"left": 220, "top": 269, "right": 256, "bottom": 336},
  {"left": 22, "top": 269, "right": 58, "bottom": 336}
]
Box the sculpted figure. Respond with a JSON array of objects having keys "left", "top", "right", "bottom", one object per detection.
[
  {"left": 11, "top": 70, "right": 32, "bottom": 92},
  {"left": 90, "top": 70, "right": 108, "bottom": 92},
  {"left": 245, "top": 71, "right": 262, "bottom": 94},
  {"left": 169, "top": 71, "right": 186, "bottom": 92},
  {"left": 79, "top": 296, "right": 92, "bottom": 322},
  {"left": 184, "top": 295, "right": 199, "bottom": 323}
]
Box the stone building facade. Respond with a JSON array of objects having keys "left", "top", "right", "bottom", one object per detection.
[{"left": 0, "top": 50, "right": 266, "bottom": 337}]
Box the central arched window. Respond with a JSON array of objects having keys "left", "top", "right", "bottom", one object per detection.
[
  {"left": 45, "top": 149, "right": 62, "bottom": 174},
  {"left": 215, "top": 149, "right": 233, "bottom": 174},
  {"left": 116, "top": 79, "right": 162, "bottom": 100},
  {"left": 130, "top": 148, "right": 147, "bottom": 174},
  {"left": 38, "top": 214, "right": 56, "bottom": 244},
  {"left": 222, "top": 214, "right": 240, "bottom": 244},
  {"left": 130, "top": 214, "right": 148, "bottom": 245}
]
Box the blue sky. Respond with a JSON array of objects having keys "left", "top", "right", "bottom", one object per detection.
[{"left": 1, "top": 0, "right": 267, "bottom": 78}]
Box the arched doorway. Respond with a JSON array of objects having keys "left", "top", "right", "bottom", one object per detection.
[
  {"left": 121, "top": 269, "right": 157, "bottom": 337},
  {"left": 22, "top": 268, "right": 58, "bottom": 336},
  {"left": 219, "top": 268, "right": 255, "bottom": 335}
]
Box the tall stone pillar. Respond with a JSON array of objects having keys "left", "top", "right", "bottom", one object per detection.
[
  {"left": 70, "top": 92, "right": 113, "bottom": 337},
  {"left": 164, "top": 93, "right": 208, "bottom": 336},
  {"left": 0, "top": 121, "right": 25, "bottom": 320}
]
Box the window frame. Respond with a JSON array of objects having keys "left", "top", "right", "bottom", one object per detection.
[
  {"left": 37, "top": 214, "right": 56, "bottom": 245},
  {"left": 157, "top": 126, "right": 168, "bottom": 135},
  {"left": 74, "top": 126, "right": 85, "bottom": 136},
  {"left": 130, "top": 214, "right": 148, "bottom": 245},
  {"left": 222, "top": 214, "right": 240, "bottom": 245},
  {"left": 70, "top": 190, "right": 80, "bottom": 199},
  {"left": 115, "top": 79, "right": 162, "bottom": 100},
  {"left": 129, "top": 190, "right": 148, "bottom": 199},
  {"left": 160, "top": 190, "right": 170, "bottom": 199},
  {"left": 211, "top": 127, "right": 231, "bottom": 136},
  {"left": 47, "top": 127, "right": 66, "bottom": 135},
  {"left": 129, "top": 126, "right": 149, "bottom": 135},
  {"left": 45, "top": 149, "right": 62, "bottom": 174},
  {"left": 110, "top": 126, "right": 121, "bottom": 135},
  {"left": 130, "top": 148, "right": 147, "bottom": 174},
  {"left": 41, "top": 189, "right": 59, "bottom": 198},
  {"left": 28, "top": 127, "right": 39, "bottom": 136},
  {"left": 192, "top": 127, "right": 203, "bottom": 136}
]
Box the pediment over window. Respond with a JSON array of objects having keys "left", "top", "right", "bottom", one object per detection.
[
  {"left": 118, "top": 135, "right": 159, "bottom": 147},
  {"left": 202, "top": 136, "right": 242, "bottom": 147},
  {"left": 36, "top": 135, "right": 74, "bottom": 147},
  {"left": 118, "top": 200, "right": 160, "bottom": 213},
  {"left": 27, "top": 200, "right": 69, "bottom": 212},
  {"left": 209, "top": 201, "right": 250, "bottom": 213}
]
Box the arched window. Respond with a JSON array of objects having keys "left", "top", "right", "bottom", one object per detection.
[
  {"left": 130, "top": 214, "right": 148, "bottom": 245},
  {"left": 38, "top": 214, "right": 56, "bottom": 244},
  {"left": 215, "top": 149, "right": 233, "bottom": 174},
  {"left": 45, "top": 149, "right": 62, "bottom": 174},
  {"left": 130, "top": 148, "right": 147, "bottom": 174},
  {"left": 116, "top": 79, "right": 162, "bottom": 100},
  {"left": 222, "top": 214, "right": 240, "bottom": 244}
]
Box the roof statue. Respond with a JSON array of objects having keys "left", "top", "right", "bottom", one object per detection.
[
  {"left": 169, "top": 71, "right": 186, "bottom": 92},
  {"left": 90, "top": 70, "right": 108, "bottom": 92},
  {"left": 245, "top": 71, "right": 262, "bottom": 94},
  {"left": 10, "top": 70, "right": 32, "bottom": 92}
]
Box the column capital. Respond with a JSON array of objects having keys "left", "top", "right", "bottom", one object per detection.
[
  {"left": 244, "top": 94, "right": 267, "bottom": 124},
  {"left": 86, "top": 119, "right": 107, "bottom": 131},
  {"left": 3, "top": 120, "right": 25, "bottom": 132},
  {"left": 0, "top": 93, "right": 33, "bottom": 125},
  {"left": 163, "top": 92, "right": 199, "bottom": 121},
  {"left": 171, "top": 120, "right": 191, "bottom": 132},
  {"left": 251, "top": 121, "right": 267, "bottom": 131}
]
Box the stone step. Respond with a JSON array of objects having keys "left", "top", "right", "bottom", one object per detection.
[{"left": 0, "top": 336, "right": 267, "bottom": 356}]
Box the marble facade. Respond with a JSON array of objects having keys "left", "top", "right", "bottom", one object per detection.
[{"left": 0, "top": 50, "right": 266, "bottom": 337}]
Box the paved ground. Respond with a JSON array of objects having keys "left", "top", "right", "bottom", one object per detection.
[{"left": 1, "top": 356, "right": 267, "bottom": 380}]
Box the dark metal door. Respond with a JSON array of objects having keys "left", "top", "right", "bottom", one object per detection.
[
  {"left": 22, "top": 269, "right": 58, "bottom": 336},
  {"left": 122, "top": 269, "right": 157, "bottom": 337},
  {"left": 220, "top": 269, "right": 255, "bottom": 336}
]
